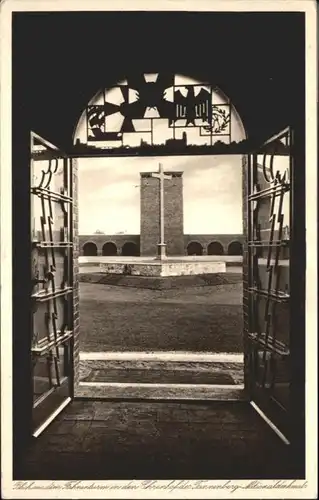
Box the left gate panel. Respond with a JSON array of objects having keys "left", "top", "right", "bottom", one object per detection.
[{"left": 30, "top": 132, "right": 74, "bottom": 436}]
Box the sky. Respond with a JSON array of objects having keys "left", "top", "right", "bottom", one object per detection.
[{"left": 78, "top": 154, "right": 244, "bottom": 235}]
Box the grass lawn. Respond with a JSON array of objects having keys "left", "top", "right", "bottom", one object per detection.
[{"left": 79, "top": 281, "right": 243, "bottom": 353}]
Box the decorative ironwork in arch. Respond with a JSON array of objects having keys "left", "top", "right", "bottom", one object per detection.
[{"left": 74, "top": 74, "right": 247, "bottom": 156}]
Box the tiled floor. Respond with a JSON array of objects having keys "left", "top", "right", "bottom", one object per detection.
[{"left": 17, "top": 400, "right": 303, "bottom": 480}]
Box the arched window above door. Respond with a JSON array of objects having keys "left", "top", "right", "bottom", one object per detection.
[{"left": 73, "top": 74, "right": 246, "bottom": 155}]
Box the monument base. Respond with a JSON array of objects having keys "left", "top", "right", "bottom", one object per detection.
[{"left": 99, "top": 259, "right": 226, "bottom": 277}]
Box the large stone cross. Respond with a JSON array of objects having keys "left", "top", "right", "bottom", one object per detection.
[{"left": 151, "top": 163, "right": 173, "bottom": 259}]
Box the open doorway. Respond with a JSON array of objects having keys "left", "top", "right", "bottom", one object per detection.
[
  {"left": 77, "top": 153, "right": 245, "bottom": 394},
  {"left": 73, "top": 73, "right": 248, "bottom": 397},
  {"left": 21, "top": 125, "right": 298, "bottom": 478}
]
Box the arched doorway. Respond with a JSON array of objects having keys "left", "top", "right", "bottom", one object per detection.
[
  {"left": 228, "top": 241, "right": 243, "bottom": 255},
  {"left": 82, "top": 242, "right": 98, "bottom": 256},
  {"left": 207, "top": 241, "right": 224, "bottom": 255},
  {"left": 122, "top": 241, "right": 139, "bottom": 256},
  {"left": 187, "top": 241, "right": 203, "bottom": 256},
  {"left": 102, "top": 242, "right": 117, "bottom": 256}
]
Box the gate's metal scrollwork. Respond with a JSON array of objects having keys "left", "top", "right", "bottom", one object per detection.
[
  {"left": 31, "top": 135, "right": 73, "bottom": 405},
  {"left": 247, "top": 128, "right": 291, "bottom": 422}
]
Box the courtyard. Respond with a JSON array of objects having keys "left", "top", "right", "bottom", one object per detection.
[{"left": 79, "top": 278, "right": 243, "bottom": 353}]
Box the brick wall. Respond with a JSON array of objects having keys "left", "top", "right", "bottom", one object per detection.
[
  {"left": 140, "top": 172, "right": 184, "bottom": 256},
  {"left": 163, "top": 173, "right": 184, "bottom": 256},
  {"left": 140, "top": 174, "right": 159, "bottom": 256},
  {"left": 79, "top": 233, "right": 245, "bottom": 256},
  {"left": 79, "top": 234, "right": 140, "bottom": 256},
  {"left": 183, "top": 234, "right": 245, "bottom": 254}
]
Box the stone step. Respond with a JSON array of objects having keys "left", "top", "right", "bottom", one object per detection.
[
  {"left": 82, "top": 368, "right": 236, "bottom": 385},
  {"left": 79, "top": 359, "right": 244, "bottom": 386}
]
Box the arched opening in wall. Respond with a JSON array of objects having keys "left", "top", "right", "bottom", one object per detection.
[
  {"left": 83, "top": 242, "right": 98, "bottom": 256},
  {"left": 102, "top": 242, "right": 118, "bottom": 256},
  {"left": 207, "top": 241, "right": 224, "bottom": 255},
  {"left": 228, "top": 241, "right": 243, "bottom": 256},
  {"left": 187, "top": 241, "right": 203, "bottom": 256},
  {"left": 122, "top": 242, "right": 139, "bottom": 256}
]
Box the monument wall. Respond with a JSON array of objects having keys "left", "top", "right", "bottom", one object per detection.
[
  {"left": 140, "top": 172, "right": 184, "bottom": 257},
  {"left": 162, "top": 173, "right": 184, "bottom": 256},
  {"left": 140, "top": 173, "right": 160, "bottom": 256}
]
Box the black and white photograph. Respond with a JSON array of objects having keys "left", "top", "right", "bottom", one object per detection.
[{"left": 0, "top": 1, "right": 317, "bottom": 498}]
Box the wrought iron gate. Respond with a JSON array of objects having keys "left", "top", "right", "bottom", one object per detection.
[
  {"left": 246, "top": 127, "right": 292, "bottom": 440},
  {"left": 30, "top": 132, "right": 74, "bottom": 436}
]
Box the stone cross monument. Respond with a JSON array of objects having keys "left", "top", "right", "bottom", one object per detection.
[{"left": 150, "top": 163, "right": 173, "bottom": 259}]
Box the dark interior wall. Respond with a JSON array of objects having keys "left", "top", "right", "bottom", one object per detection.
[{"left": 12, "top": 11, "right": 305, "bottom": 151}]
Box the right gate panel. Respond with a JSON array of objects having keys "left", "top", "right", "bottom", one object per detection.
[{"left": 245, "top": 127, "right": 292, "bottom": 439}]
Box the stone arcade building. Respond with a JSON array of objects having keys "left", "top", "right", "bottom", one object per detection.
[
  {"left": 80, "top": 170, "right": 244, "bottom": 257},
  {"left": 79, "top": 233, "right": 244, "bottom": 257}
]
